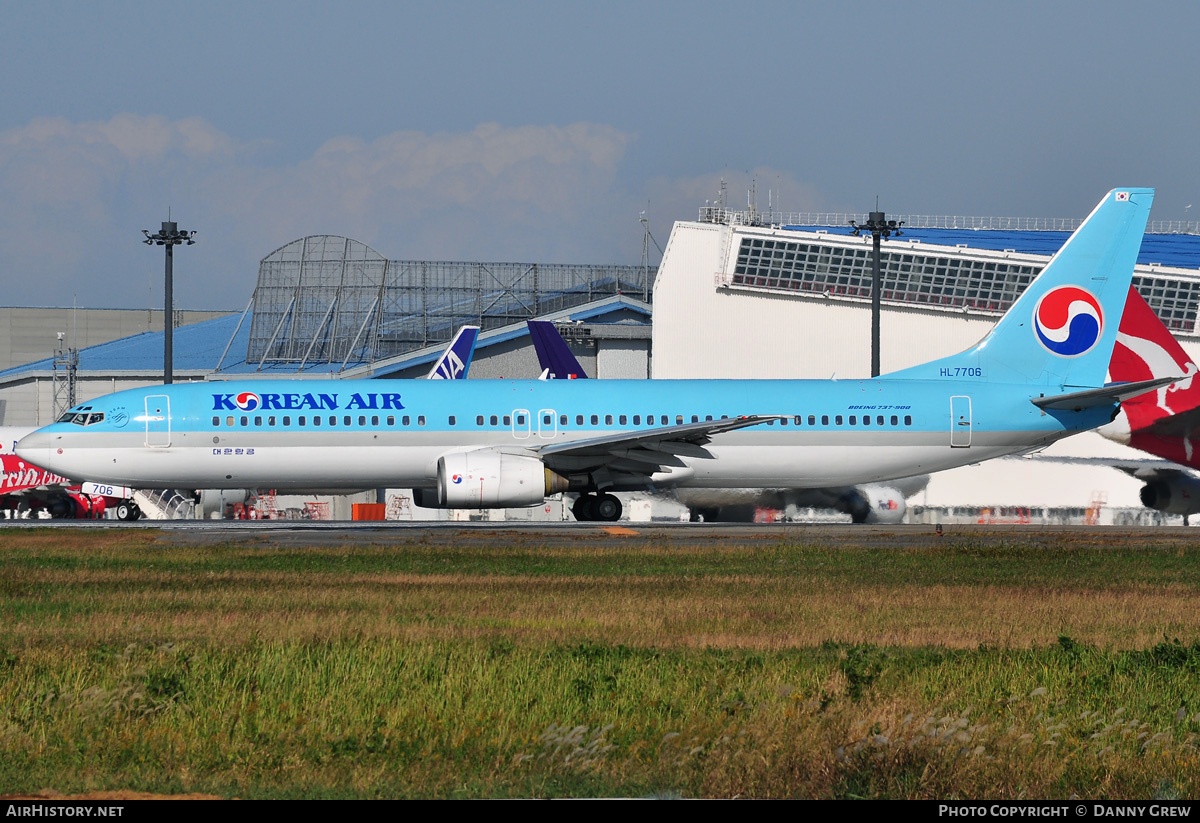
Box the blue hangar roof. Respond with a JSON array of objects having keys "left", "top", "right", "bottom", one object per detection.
[
  {"left": 5, "top": 228, "right": 1199, "bottom": 382},
  {"left": 787, "top": 226, "right": 1200, "bottom": 270},
  {"left": 0, "top": 296, "right": 652, "bottom": 382},
  {"left": 0, "top": 312, "right": 245, "bottom": 381}
]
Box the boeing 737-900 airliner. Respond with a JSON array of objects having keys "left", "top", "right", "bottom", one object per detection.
[{"left": 16, "top": 189, "right": 1173, "bottom": 521}]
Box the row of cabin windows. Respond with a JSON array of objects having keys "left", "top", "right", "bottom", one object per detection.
[
  {"left": 213, "top": 412, "right": 915, "bottom": 429},
  {"left": 214, "top": 414, "right": 417, "bottom": 428}
]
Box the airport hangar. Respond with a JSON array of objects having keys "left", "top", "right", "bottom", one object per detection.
[{"left": 2, "top": 213, "right": 1200, "bottom": 522}]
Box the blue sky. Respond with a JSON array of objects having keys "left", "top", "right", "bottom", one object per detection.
[{"left": 2, "top": 1, "right": 1198, "bottom": 310}]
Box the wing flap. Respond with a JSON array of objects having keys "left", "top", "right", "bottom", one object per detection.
[{"left": 538, "top": 415, "right": 782, "bottom": 475}]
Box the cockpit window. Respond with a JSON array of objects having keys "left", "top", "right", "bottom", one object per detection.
[{"left": 57, "top": 411, "right": 104, "bottom": 426}]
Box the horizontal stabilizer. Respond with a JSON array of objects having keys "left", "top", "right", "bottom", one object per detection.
[{"left": 1032, "top": 376, "right": 1183, "bottom": 411}]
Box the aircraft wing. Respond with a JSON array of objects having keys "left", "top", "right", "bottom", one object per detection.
[
  {"left": 1017, "top": 453, "right": 1189, "bottom": 481},
  {"left": 536, "top": 415, "right": 784, "bottom": 474}
]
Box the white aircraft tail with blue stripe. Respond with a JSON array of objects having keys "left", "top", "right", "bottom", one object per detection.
[{"left": 887, "top": 188, "right": 1154, "bottom": 390}]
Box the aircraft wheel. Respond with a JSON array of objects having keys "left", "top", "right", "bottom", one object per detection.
[
  {"left": 572, "top": 495, "right": 598, "bottom": 521},
  {"left": 115, "top": 501, "right": 141, "bottom": 521},
  {"left": 594, "top": 493, "right": 622, "bottom": 522}
]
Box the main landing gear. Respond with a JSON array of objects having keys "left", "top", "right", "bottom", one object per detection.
[{"left": 571, "top": 493, "right": 622, "bottom": 522}]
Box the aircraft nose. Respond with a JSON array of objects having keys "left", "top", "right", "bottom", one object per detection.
[{"left": 15, "top": 430, "right": 53, "bottom": 468}]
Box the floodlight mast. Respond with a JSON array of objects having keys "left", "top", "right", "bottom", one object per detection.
[
  {"left": 849, "top": 211, "right": 903, "bottom": 377},
  {"left": 142, "top": 221, "right": 196, "bottom": 384}
]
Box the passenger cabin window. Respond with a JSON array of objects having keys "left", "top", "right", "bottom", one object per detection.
[
  {"left": 503, "top": 415, "right": 511, "bottom": 425},
  {"left": 212, "top": 416, "right": 220, "bottom": 426},
  {"left": 515, "top": 414, "right": 525, "bottom": 425},
  {"left": 605, "top": 414, "right": 613, "bottom": 425},
  {"left": 560, "top": 415, "right": 567, "bottom": 425},
  {"left": 476, "top": 415, "right": 485, "bottom": 425},
  {"left": 835, "top": 415, "right": 843, "bottom": 425},
  {"left": 619, "top": 414, "right": 627, "bottom": 425},
  {"left": 890, "top": 415, "right": 898, "bottom": 425},
  {"left": 633, "top": 415, "right": 641, "bottom": 425},
  {"left": 402, "top": 416, "right": 411, "bottom": 425},
  {"left": 491, "top": 415, "right": 499, "bottom": 426},
  {"left": 904, "top": 415, "right": 913, "bottom": 425},
  {"left": 448, "top": 416, "right": 456, "bottom": 426},
  {"left": 820, "top": 415, "right": 828, "bottom": 425},
  {"left": 299, "top": 417, "right": 307, "bottom": 426},
  {"left": 590, "top": 415, "right": 598, "bottom": 425},
  {"left": 849, "top": 416, "right": 856, "bottom": 425},
  {"left": 255, "top": 416, "right": 262, "bottom": 426},
  {"left": 226, "top": 416, "right": 235, "bottom": 427},
  {"left": 809, "top": 415, "right": 816, "bottom": 425},
  {"left": 269, "top": 416, "right": 277, "bottom": 426},
  {"left": 283, "top": 416, "right": 292, "bottom": 426},
  {"left": 370, "top": 416, "right": 378, "bottom": 426},
  {"left": 575, "top": 415, "right": 584, "bottom": 425},
  {"left": 386, "top": 416, "right": 395, "bottom": 426},
  {"left": 418, "top": 416, "right": 426, "bottom": 426}
]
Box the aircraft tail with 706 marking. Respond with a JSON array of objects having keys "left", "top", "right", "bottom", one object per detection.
[{"left": 17, "top": 188, "right": 1173, "bottom": 521}]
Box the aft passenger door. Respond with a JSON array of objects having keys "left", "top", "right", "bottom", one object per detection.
[
  {"left": 950, "top": 395, "right": 972, "bottom": 448},
  {"left": 145, "top": 395, "right": 171, "bottom": 448}
]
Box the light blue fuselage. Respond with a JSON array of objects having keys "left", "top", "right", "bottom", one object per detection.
[{"left": 15, "top": 377, "right": 1109, "bottom": 492}]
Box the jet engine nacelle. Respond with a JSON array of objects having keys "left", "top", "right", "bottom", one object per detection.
[
  {"left": 436, "top": 450, "right": 569, "bottom": 508},
  {"left": 1139, "top": 475, "right": 1200, "bottom": 515},
  {"left": 841, "top": 485, "right": 908, "bottom": 525}
]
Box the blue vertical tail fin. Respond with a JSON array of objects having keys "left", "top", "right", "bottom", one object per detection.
[
  {"left": 887, "top": 188, "right": 1154, "bottom": 388},
  {"left": 427, "top": 326, "right": 480, "bottom": 379},
  {"left": 528, "top": 320, "right": 589, "bottom": 379}
]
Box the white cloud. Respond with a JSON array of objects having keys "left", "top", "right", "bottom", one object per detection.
[{"left": 0, "top": 114, "right": 826, "bottom": 313}]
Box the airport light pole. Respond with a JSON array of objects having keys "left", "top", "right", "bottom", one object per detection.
[
  {"left": 142, "top": 220, "right": 196, "bottom": 384},
  {"left": 849, "top": 211, "right": 903, "bottom": 377}
]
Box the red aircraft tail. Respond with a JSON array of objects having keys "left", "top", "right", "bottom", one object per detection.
[{"left": 1107, "top": 287, "right": 1200, "bottom": 466}]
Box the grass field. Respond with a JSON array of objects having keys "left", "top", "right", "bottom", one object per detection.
[{"left": 2, "top": 526, "right": 1199, "bottom": 798}]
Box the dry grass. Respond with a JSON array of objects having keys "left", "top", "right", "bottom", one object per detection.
[{"left": 2, "top": 527, "right": 1199, "bottom": 797}]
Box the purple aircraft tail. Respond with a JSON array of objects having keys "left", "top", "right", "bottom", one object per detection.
[{"left": 528, "top": 321, "right": 588, "bottom": 379}]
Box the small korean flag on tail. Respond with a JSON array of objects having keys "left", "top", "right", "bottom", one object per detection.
[{"left": 1115, "top": 191, "right": 1130, "bottom": 201}]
